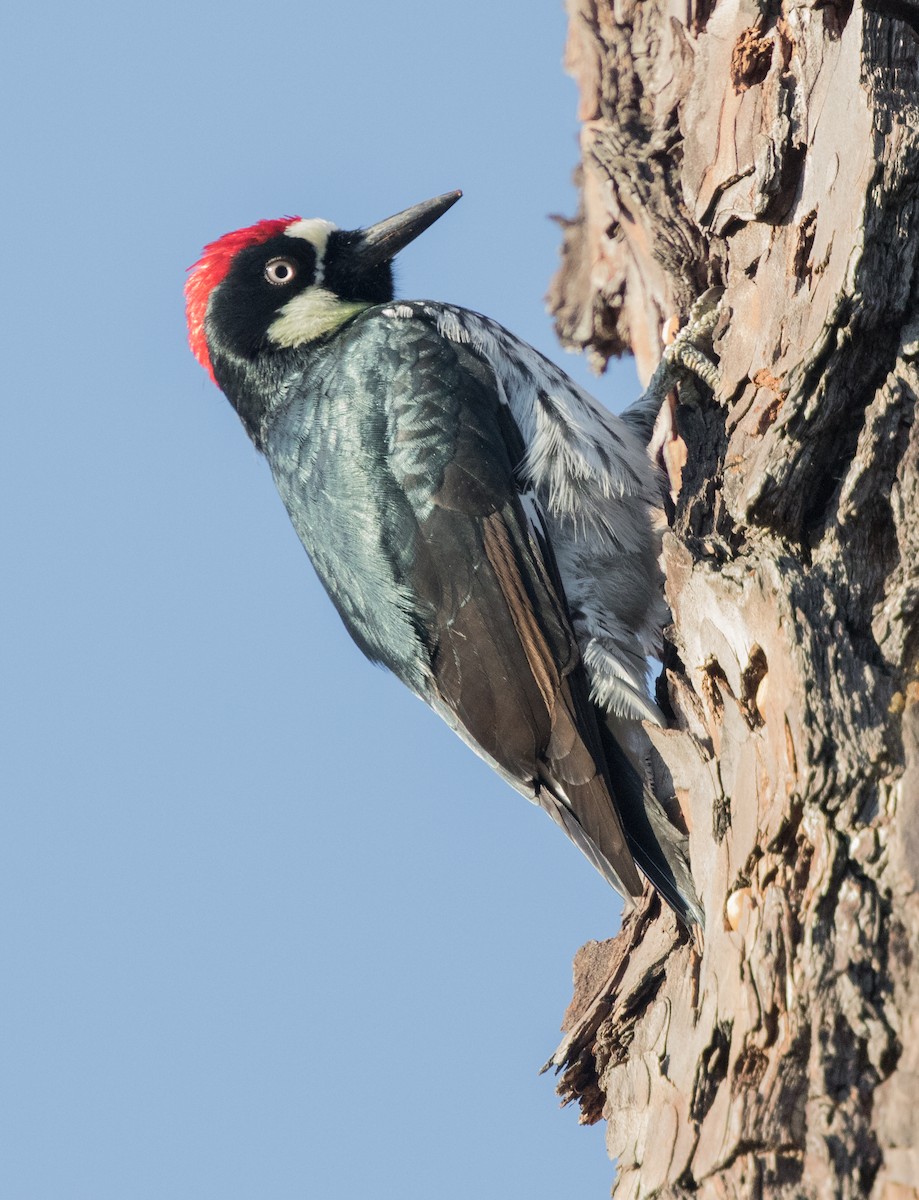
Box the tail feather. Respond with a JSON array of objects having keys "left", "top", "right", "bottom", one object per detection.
[
  {"left": 536, "top": 782, "right": 645, "bottom": 906},
  {"left": 599, "top": 720, "right": 704, "bottom": 928}
]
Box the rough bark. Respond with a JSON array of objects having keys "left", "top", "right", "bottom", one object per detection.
[{"left": 544, "top": 2, "right": 919, "bottom": 1196}]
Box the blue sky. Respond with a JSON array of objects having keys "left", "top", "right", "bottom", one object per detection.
[{"left": 3, "top": 3, "right": 641, "bottom": 1196}]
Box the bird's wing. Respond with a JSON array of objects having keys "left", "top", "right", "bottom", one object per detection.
[{"left": 369, "top": 313, "right": 643, "bottom": 899}]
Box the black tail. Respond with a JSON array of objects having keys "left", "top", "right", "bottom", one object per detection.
[{"left": 598, "top": 720, "right": 704, "bottom": 929}]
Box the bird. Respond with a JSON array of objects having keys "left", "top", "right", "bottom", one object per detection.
[{"left": 185, "top": 190, "right": 704, "bottom": 926}]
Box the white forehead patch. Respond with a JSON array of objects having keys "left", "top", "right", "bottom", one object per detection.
[
  {"left": 284, "top": 218, "right": 338, "bottom": 283},
  {"left": 283, "top": 217, "right": 338, "bottom": 245}
]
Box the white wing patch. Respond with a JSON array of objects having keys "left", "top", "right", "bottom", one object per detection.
[{"left": 381, "top": 304, "right": 416, "bottom": 320}]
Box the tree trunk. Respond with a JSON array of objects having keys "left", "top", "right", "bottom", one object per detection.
[{"left": 543, "top": 1, "right": 919, "bottom": 1196}]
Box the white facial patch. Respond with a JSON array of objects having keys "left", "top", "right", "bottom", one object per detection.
[
  {"left": 283, "top": 218, "right": 338, "bottom": 284},
  {"left": 267, "top": 287, "right": 370, "bottom": 348}
]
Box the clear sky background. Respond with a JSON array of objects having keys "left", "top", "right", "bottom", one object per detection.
[{"left": 3, "top": 3, "right": 642, "bottom": 1197}]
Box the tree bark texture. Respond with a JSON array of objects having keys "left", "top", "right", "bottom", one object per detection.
[{"left": 544, "top": 2, "right": 919, "bottom": 1197}]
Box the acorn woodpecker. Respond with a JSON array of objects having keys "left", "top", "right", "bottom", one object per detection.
[{"left": 186, "top": 191, "right": 704, "bottom": 925}]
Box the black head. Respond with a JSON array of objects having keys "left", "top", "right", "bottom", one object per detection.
[{"left": 186, "top": 192, "right": 462, "bottom": 382}]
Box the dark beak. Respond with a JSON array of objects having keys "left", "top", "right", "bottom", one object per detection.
[{"left": 353, "top": 191, "right": 462, "bottom": 269}]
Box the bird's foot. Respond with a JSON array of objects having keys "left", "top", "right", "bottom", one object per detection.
[
  {"left": 620, "top": 287, "right": 724, "bottom": 450},
  {"left": 638, "top": 288, "right": 723, "bottom": 499},
  {"left": 644, "top": 287, "right": 723, "bottom": 410}
]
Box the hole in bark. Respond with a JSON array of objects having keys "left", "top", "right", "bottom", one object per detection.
[
  {"left": 878, "top": 1031, "right": 903, "bottom": 1078},
  {"left": 733, "top": 1044, "right": 769, "bottom": 1088},
  {"left": 816, "top": 0, "right": 855, "bottom": 38},
  {"left": 792, "top": 830, "right": 814, "bottom": 902},
  {"left": 741, "top": 645, "right": 768, "bottom": 728},
  {"left": 789, "top": 209, "right": 818, "bottom": 281},
  {"left": 701, "top": 657, "right": 728, "bottom": 723},
  {"left": 690, "top": 1020, "right": 733, "bottom": 1122},
  {"left": 713, "top": 793, "right": 732, "bottom": 843},
  {"left": 730, "top": 27, "right": 775, "bottom": 92},
  {"left": 762, "top": 143, "right": 806, "bottom": 223},
  {"left": 767, "top": 796, "right": 804, "bottom": 862}
]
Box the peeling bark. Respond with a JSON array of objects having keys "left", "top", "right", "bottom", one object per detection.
[{"left": 545, "top": 1, "right": 919, "bottom": 1196}]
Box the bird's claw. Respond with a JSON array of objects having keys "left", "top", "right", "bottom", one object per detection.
[
  {"left": 684, "top": 286, "right": 724, "bottom": 337},
  {"left": 647, "top": 286, "right": 724, "bottom": 405},
  {"left": 620, "top": 288, "right": 725, "bottom": 451}
]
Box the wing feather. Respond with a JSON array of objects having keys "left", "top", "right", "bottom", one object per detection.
[
  {"left": 382, "top": 321, "right": 643, "bottom": 898},
  {"left": 267, "top": 310, "right": 653, "bottom": 903}
]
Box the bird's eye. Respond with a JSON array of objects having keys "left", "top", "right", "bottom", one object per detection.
[{"left": 264, "top": 258, "right": 298, "bottom": 286}]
